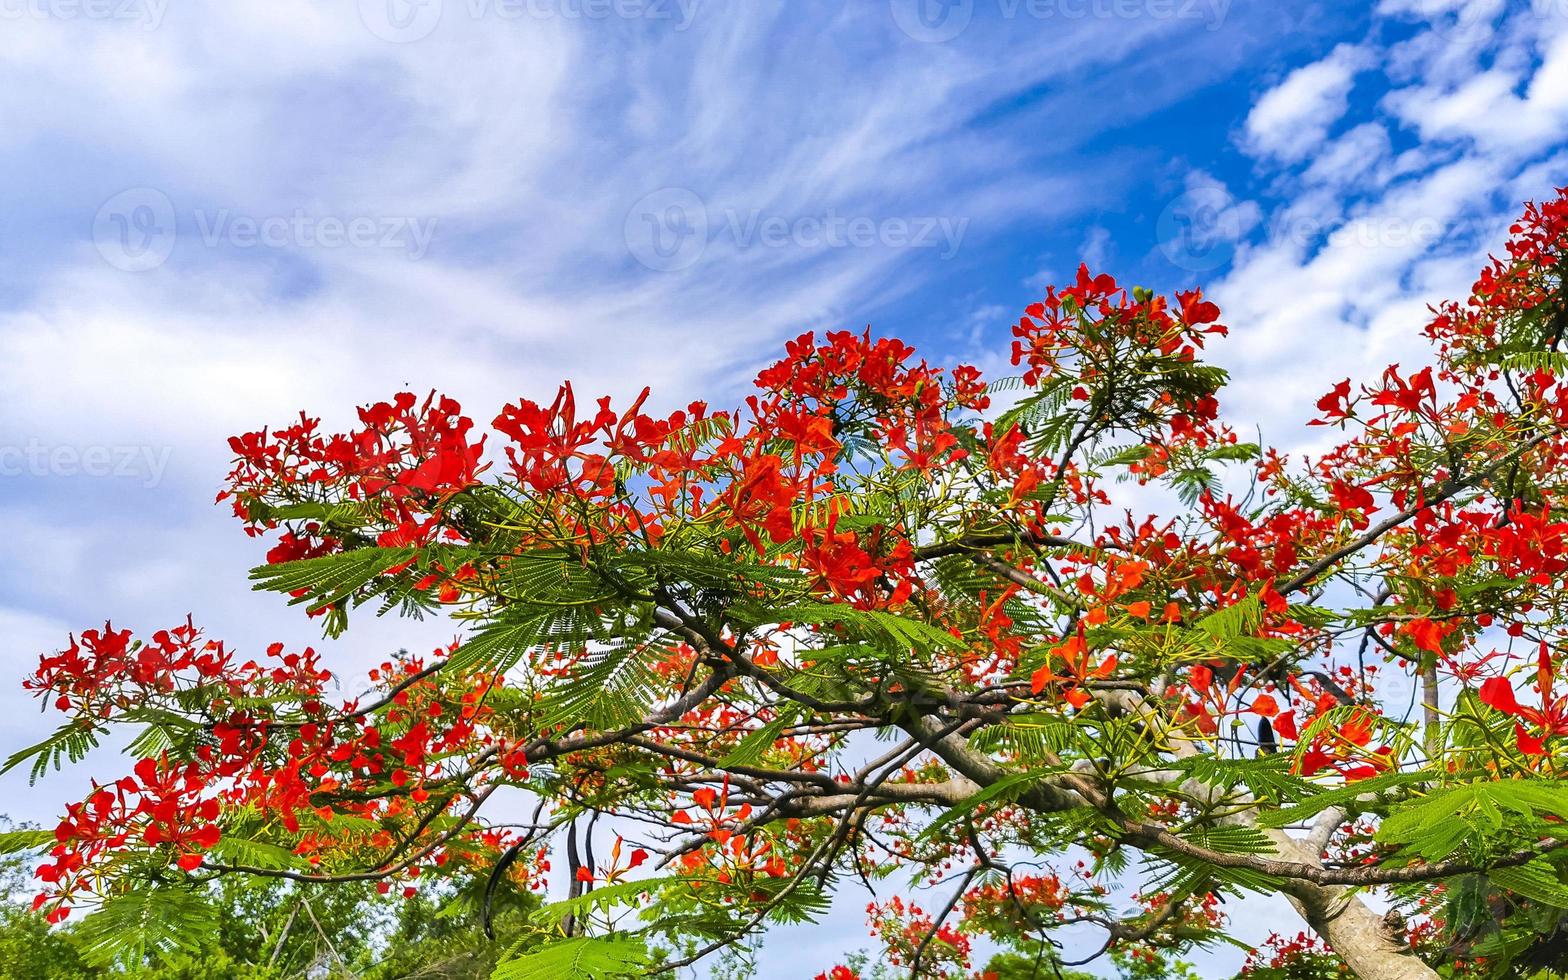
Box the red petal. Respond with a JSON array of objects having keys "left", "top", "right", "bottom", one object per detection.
[
  {"left": 1516, "top": 723, "right": 1547, "bottom": 756},
  {"left": 1479, "top": 676, "right": 1521, "bottom": 715},
  {"left": 1273, "top": 712, "right": 1298, "bottom": 740},
  {"left": 1030, "top": 665, "right": 1051, "bottom": 695},
  {"left": 1297, "top": 746, "right": 1331, "bottom": 776}
]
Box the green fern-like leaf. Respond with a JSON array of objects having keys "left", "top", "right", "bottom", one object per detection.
[
  {"left": 0, "top": 828, "right": 54, "bottom": 854},
  {"left": 771, "top": 601, "right": 965, "bottom": 656},
  {"left": 3, "top": 721, "right": 103, "bottom": 785},
  {"left": 536, "top": 642, "right": 663, "bottom": 732},
  {"left": 207, "top": 833, "right": 313, "bottom": 871},
  {"left": 493, "top": 551, "right": 616, "bottom": 605},
  {"left": 74, "top": 887, "right": 218, "bottom": 967},
  {"left": 1377, "top": 780, "right": 1568, "bottom": 861},
  {"left": 531, "top": 878, "right": 677, "bottom": 926},
  {"left": 448, "top": 611, "right": 557, "bottom": 673},
  {"left": 1194, "top": 595, "right": 1261, "bottom": 642},
  {"left": 718, "top": 713, "right": 796, "bottom": 768},
  {"left": 491, "top": 935, "right": 650, "bottom": 980},
  {"left": 249, "top": 546, "right": 420, "bottom": 635},
  {"left": 1490, "top": 860, "right": 1568, "bottom": 908}
]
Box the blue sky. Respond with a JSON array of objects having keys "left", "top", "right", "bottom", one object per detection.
[{"left": 2, "top": 0, "right": 1567, "bottom": 975}]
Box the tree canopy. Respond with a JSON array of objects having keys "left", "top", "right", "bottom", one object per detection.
[{"left": 8, "top": 188, "right": 1568, "bottom": 979}]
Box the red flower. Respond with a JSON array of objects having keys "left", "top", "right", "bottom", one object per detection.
[{"left": 1312, "top": 379, "right": 1353, "bottom": 423}]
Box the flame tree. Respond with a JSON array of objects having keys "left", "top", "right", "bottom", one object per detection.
[{"left": 9, "top": 190, "right": 1568, "bottom": 980}]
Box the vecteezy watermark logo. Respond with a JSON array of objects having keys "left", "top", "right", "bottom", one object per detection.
[
  {"left": 192, "top": 210, "right": 438, "bottom": 259},
  {"left": 0, "top": 0, "right": 168, "bottom": 29},
  {"left": 92, "top": 191, "right": 440, "bottom": 272},
  {"left": 625, "top": 187, "right": 709, "bottom": 272},
  {"left": 465, "top": 0, "right": 700, "bottom": 27},
  {"left": 891, "top": 0, "right": 1231, "bottom": 42},
  {"left": 358, "top": 0, "right": 700, "bottom": 40},
  {"left": 0, "top": 440, "right": 173, "bottom": 489},
  {"left": 358, "top": 0, "right": 444, "bottom": 42},
  {"left": 1157, "top": 185, "right": 1241, "bottom": 272},
  {"left": 1263, "top": 209, "right": 1505, "bottom": 258},
  {"left": 624, "top": 188, "right": 970, "bottom": 272},
  {"left": 93, "top": 188, "right": 178, "bottom": 273},
  {"left": 890, "top": 0, "right": 975, "bottom": 42}
]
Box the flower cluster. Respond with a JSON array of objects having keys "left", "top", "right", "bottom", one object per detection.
[{"left": 26, "top": 621, "right": 520, "bottom": 919}]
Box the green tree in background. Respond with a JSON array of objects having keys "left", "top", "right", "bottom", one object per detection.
[{"left": 0, "top": 818, "right": 538, "bottom": 978}]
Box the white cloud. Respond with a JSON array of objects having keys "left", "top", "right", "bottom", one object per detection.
[
  {"left": 1301, "top": 121, "right": 1393, "bottom": 188},
  {"left": 1079, "top": 224, "right": 1114, "bottom": 268},
  {"left": 1242, "top": 44, "right": 1371, "bottom": 162},
  {"left": 1215, "top": 0, "right": 1568, "bottom": 462},
  {"left": 1379, "top": 0, "right": 1568, "bottom": 154},
  {"left": 1212, "top": 154, "right": 1504, "bottom": 449}
]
